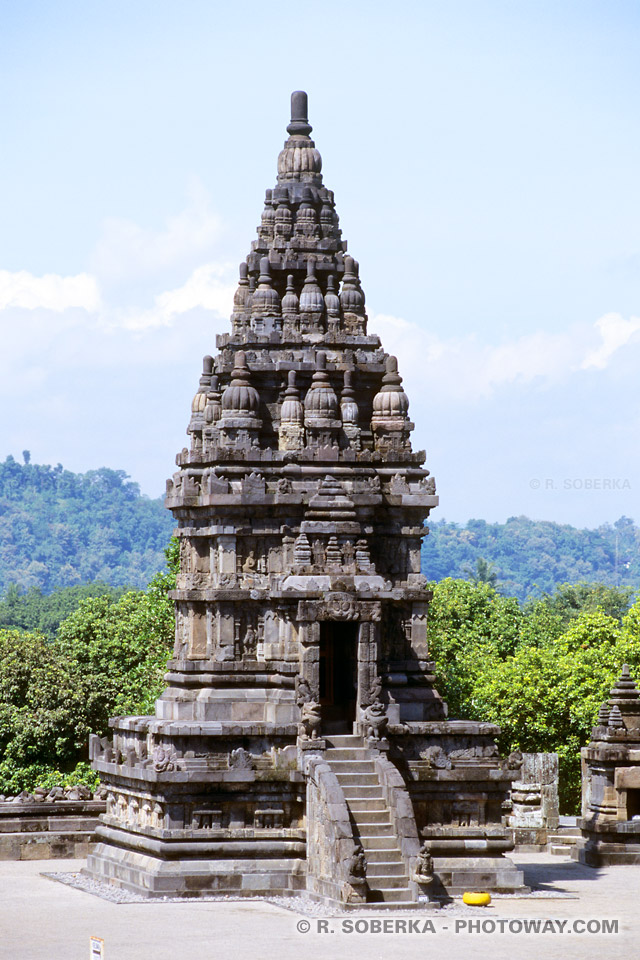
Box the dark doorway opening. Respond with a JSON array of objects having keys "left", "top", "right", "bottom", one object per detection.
[
  {"left": 319, "top": 622, "right": 358, "bottom": 734},
  {"left": 627, "top": 789, "right": 640, "bottom": 820}
]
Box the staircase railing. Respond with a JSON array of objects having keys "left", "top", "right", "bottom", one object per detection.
[
  {"left": 372, "top": 750, "right": 421, "bottom": 900},
  {"left": 304, "top": 755, "right": 367, "bottom": 904}
]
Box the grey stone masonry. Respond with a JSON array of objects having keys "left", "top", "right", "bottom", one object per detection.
[
  {"left": 574, "top": 665, "right": 640, "bottom": 866},
  {"left": 507, "top": 752, "right": 560, "bottom": 850},
  {"left": 0, "top": 797, "right": 105, "bottom": 861},
  {"left": 85, "top": 91, "right": 525, "bottom": 903}
]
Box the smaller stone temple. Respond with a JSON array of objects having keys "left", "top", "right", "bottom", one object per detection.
[{"left": 575, "top": 665, "right": 640, "bottom": 865}]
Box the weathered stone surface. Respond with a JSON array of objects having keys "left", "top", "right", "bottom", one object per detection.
[
  {"left": 506, "top": 752, "right": 560, "bottom": 848},
  {"left": 575, "top": 666, "right": 640, "bottom": 866},
  {"left": 0, "top": 798, "right": 105, "bottom": 861},
  {"left": 86, "top": 90, "right": 523, "bottom": 904}
]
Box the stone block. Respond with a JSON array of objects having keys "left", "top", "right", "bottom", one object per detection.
[
  {"left": 0, "top": 838, "right": 22, "bottom": 860},
  {"left": 22, "top": 840, "right": 51, "bottom": 860},
  {"left": 241, "top": 874, "right": 268, "bottom": 891}
]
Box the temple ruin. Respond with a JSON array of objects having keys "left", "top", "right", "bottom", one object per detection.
[
  {"left": 575, "top": 665, "right": 640, "bottom": 865},
  {"left": 86, "top": 91, "right": 526, "bottom": 904}
]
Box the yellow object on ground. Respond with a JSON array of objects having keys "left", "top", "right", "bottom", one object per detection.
[{"left": 462, "top": 891, "right": 492, "bottom": 906}]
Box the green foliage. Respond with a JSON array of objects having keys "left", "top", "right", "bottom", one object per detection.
[
  {"left": 0, "top": 582, "right": 128, "bottom": 637},
  {"left": 526, "top": 581, "right": 633, "bottom": 627},
  {"left": 1, "top": 509, "right": 637, "bottom": 812},
  {"left": 427, "top": 578, "right": 521, "bottom": 716},
  {"left": 464, "top": 557, "right": 498, "bottom": 586},
  {"left": 470, "top": 610, "right": 638, "bottom": 810},
  {"left": 0, "top": 761, "right": 100, "bottom": 796},
  {"left": 0, "top": 455, "right": 173, "bottom": 594},
  {"left": 0, "top": 539, "right": 176, "bottom": 793},
  {"left": 423, "top": 515, "right": 640, "bottom": 602},
  {"left": 428, "top": 578, "right": 640, "bottom": 812},
  {"left": 0, "top": 628, "right": 83, "bottom": 770}
]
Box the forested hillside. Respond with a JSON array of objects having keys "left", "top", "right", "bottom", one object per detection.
[
  {"left": 422, "top": 516, "right": 639, "bottom": 602},
  {"left": 0, "top": 454, "right": 172, "bottom": 593},
  {"left": 0, "top": 454, "right": 637, "bottom": 602}
]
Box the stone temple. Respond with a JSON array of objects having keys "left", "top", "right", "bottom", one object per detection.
[
  {"left": 575, "top": 665, "right": 640, "bottom": 866},
  {"left": 87, "top": 92, "right": 526, "bottom": 904}
]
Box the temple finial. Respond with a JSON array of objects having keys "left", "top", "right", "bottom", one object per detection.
[{"left": 287, "top": 90, "right": 312, "bottom": 137}]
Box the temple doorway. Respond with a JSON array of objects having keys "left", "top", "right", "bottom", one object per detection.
[{"left": 319, "top": 621, "right": 358, "bottom": 733}]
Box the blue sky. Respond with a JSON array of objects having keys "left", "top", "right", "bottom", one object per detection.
[{"left": 0, "top": 0, "right": 638, "bottom": 527}]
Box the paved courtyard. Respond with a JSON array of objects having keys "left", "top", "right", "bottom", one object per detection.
[{"left": 0, "top": 852, "right": 636, "bottom": 960}]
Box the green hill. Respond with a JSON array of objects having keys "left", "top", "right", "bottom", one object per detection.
[
  {"left": 0, "top": 454, "right": 637, "bottom": 604},
  {"left": 422, "top": 515, "right": 640, "bottom": 602},
  {"left": 0, "top": 454, "right": 172, "bottom": 594}
]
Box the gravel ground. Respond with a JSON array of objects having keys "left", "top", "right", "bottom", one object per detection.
[{"left": 44, "top": 871, "right": 577, "bottom": 912}]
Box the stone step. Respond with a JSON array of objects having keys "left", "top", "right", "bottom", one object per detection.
[
  {"left": 326, "top": 736, "right": 365, "bottom": 749},
  {"left": 340, "top": 786, "right": 384, "bottom": 800},
  {"left": 368, "top": 888, "right": 414, "bottom": 904},
  {"left": 327, "top": 755, "right": 374, "bottom": 764},
  {"left": 548, "top": 834, "right": 579, "bottom": 844},
  {"left": 365, "top": 874, "right": 409, "bottom": 889},
  {"left": 364, "top": 848, "right": 406, "bottom": 863},
  {"left": 327, "top": 745, "right": 365, "bottom": 750},
  {"left": 335, "top": 773, "right": 379, "bottom": 786},
  {"left": 360, "top": 837, "right": 403, "bottom": 851},
  {"left": 351, "top": 899, "right": 433, "bottom": 911},
  {"left": 350, "top": 811, "right": 391, "bottom": 825},
  {"left": 355, "top": 823, "right": 395, "bottom": 839},
  {"left": 550, "top": 843, "right": 574, "bottom": 856},
  {"left": 327, "top": 759, "right": 376, "bottom": 772},
  {"left": 365, "top": 861, "right": 408, "bottom": 878},
  {"left": 325, "top": 750, "right": 370, "bottom": 762},
  {"left": 349, "top": 797, "right": 388, "bottom": 818}
]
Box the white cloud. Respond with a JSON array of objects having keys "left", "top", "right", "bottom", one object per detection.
[
  {"left": 371, "top": 311, "right": 640, "bottom": 403},
  {"left": 1, "top": 177, "right": 638, "bottom": 515},
  {"left": 109, "top": 262, "right": 236, "bottom": 332},
  {"left": 0, "top": 269, "right": 100, "bottom": 312},
  {"left": 581, "top": 312, "right": 640, "bottom": 370},
  {"left": 90, "top": 180, "right": 222, "bottom": 283}
]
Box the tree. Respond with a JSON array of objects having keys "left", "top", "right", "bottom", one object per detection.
[
  {"left": 0, "top": 628, "right": 88, "bottom": 790},
  {"left": 0, "top": 455, "right": 172, "bottom": 594},
  {"left": 422, "top": 516, "right": 640, "bottom": 601},
  {"left": 464, "top": 557, "right": 498, "bottom": 587},
  {"left": 426, "top": 578, "right": 640, "bottom": 811},
  {"left": 426, "top": 578, "right": 521, "bottom": 717},
  {"left": 527, "top": 581, "right": 633, "bottom": 626},
  {"left": 0, "top": 582, "right": 127, "bottom": 637},
  {"left": 469, "top": 605, "right": 640, "bottom": 811},
  {"left": 0, "top": 539, "right": 177, "bottom": 793}
]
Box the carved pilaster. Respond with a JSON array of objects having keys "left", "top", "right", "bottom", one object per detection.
[
  {"left": 299, "top": 620, "right": 321, "bottom": 700},
  {"left": 357, "top": 621, "right": 380, "bottom": 712}
]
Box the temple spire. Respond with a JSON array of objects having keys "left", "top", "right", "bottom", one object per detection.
[
  {"left": 278, "top": 90, "right": 322, "bottom": 183},
  {"left": 287, "top": 90, "right": 312, "bottom": 137}
]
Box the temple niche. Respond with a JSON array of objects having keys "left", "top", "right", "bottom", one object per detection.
[{"left": 85, "top": 91, "right": 525, "bottom": 904}]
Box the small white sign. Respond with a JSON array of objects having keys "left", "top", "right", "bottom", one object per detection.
[{"left": 90, "top": 936, "right": 104, "bottom": 959}]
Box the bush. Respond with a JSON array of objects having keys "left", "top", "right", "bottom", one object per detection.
[
  {"left": 428, "top": 579, "right": 640, "bottom": 812},
  {"left": 0, "top": 539, "right": 177, "bottom": 794}
]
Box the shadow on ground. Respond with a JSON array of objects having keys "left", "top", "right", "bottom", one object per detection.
[{"left": 518, "top": 858, "right": 602, "bottom": 893}]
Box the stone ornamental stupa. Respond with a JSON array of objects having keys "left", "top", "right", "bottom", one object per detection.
[
  {"left": 87, "top": 92, "right": 525, "bottom": 904},
  {"left": 575, "top": 665, "right": 640, "bottom": 866}
]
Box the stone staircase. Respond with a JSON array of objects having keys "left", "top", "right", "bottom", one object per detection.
[
  {"left": 325, "top": 735, "right": 414, "bottom": 905},
  {"left": 548, "top": 827, "right": 581, "bottom": 856}
]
